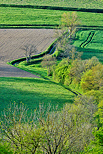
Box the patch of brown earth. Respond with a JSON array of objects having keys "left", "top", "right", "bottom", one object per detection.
[{"left": 0, "top": 29, "right": 55, "bottom": 77}]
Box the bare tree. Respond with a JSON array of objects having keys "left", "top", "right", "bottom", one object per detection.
[
  {"left": 0, "top": 103, "right": 41, "bottom": 154},
  {"left": 21, "top": 44, "right": 38, "bottom": 63}
]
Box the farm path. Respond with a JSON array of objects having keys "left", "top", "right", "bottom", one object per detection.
[{"left": 0, "top": 29, "right": 55, "bottom": 77}]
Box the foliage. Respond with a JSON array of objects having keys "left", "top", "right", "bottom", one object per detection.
[
  {"left": 68, "top": 56, "right": 99, "bottom": 85},
  {"left": 41, "top": 55, "right": 57, "bottom": 76},
  {"left": 53, "top": 58, "right": 71, "bottom": 84},
  {"left": 84, "top": 100, "right": 103, "bottom": 153},
  {"left": 0, "top": 103, "right": 43, "bottom": 154},
  {"left": 61, "top": 12, "right": 79, "bottom": 38},
  {"left": 0, "top": 96, "right": 97, "bottom": 153},
  {"left": 54, "top": 12, "right": 81, "bottom": 59},
  {"left": 81, "top": 63, "right": 103, "bottom": 92},
  {"left": 0, "top": 143, "right": 13, "bottom": 154}
]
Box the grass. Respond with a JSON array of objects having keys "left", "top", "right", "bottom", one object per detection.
[
  {"left": 0, "top": 6, "right": 103, "bottom": 28},
  {"left": 0, "top": 77, "right": 75, "bottom": 114},
  {"left": 73, "top": 30, "right": 103, "bottom": 63},
  {"left": 0, "top": 0, "right": 103, "bottom": 114},
  {"left": 16, "top": 61, "right": 51, "bottom": 79},
  {"left": 0, "top": 7, "right": 62, "bottom": 28},
  {"left": 1, "top": 0, "right": 103, "bottom": 9}
]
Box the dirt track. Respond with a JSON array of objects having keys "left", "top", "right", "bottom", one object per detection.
[{"left": 0, "top": 29, "right": 55, "bottom": 77}]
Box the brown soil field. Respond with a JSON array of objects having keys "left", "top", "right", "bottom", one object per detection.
[{"left": 0, "top": 29, "right": 55, "bottom": 77}]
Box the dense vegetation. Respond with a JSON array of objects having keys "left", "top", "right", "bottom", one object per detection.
[{"left": 0, "top": 0, "right": 103, "bottom": 153}]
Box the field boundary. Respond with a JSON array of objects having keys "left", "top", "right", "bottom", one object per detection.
[
  {"left": 9, "top": 39, "right": 57, "bottom": 65},
  {"left": 1, "top": 4, "right": 103, "bottom": 13},
  {"left": 9, "top": 30, "right": 68, "bottom": 65}
]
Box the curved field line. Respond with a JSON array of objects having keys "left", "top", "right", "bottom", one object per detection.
[{"left": 80, "top": 31, "right": 95, "bottom": 48}]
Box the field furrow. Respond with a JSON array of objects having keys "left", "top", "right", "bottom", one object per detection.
[{"left": 0, "top": 29, "right": 55, "bottom": 77}]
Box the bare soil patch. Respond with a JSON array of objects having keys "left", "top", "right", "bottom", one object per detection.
[{"left": 0, "top": 29, "right": 55, "bottom": 77}]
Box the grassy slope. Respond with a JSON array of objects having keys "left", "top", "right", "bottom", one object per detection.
[
  {"left": 73, "top": 30, "right": 103, "bottom": 62},
  {"left": 0, "top": 7, "right": 62, "bottom": 27},
  {"left": 0, "top": 77, "right": 75, "bottom": 113},
  {"left": 1, "top": 0, "right": 103, "bottom": 9}
]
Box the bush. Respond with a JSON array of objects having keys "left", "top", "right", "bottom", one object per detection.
[
  {"left": 0, "top": 143, "right": 13, "bottom": 154},
  {"left": 53, "top": 58, "right": 71, "bottom": 84}
]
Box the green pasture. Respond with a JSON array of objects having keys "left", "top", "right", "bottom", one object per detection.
[
  {"left": 0, "top": 6, "right": 103, "bottom": 28},
  {"left": 73, "top": 30, "right": 103, "bottom": 62},
  {"left": 16, "top": 61, "right": 51, "bottom": 80},
  {"left": 1, "top": 0, "right": 103, "bottom": 9},
  {"left": 0, "top": 77, "right": 75, "bottom": 114},
  {"left": 0, "top": 7, "right": 62, "bottom": 28}
]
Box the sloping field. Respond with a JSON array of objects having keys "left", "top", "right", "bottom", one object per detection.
[
  {"left": 73, "top": 29, "right": 103, "bottom": 62},
  {"left": 0, "top": 29, "right": 55, "bottom": 77}
]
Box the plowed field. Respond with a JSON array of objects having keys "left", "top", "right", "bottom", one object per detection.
[{"left": 0, "top": 29, "right": 55, "bottom": 77}]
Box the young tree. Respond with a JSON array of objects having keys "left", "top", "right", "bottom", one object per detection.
[
  {"left": 61, "top": 12, "right": 79, "bottom": 38},
  {"left": 21, "top": 44, "right": 38, "bottom": 63},
  {"left": 0, "top": 103, "right": 42, "bottom": 154},
  {"left": 81, "top": 63, "right": 103, "bottom": 92},
  {"left": 55, "top": 12, "right": 80, "bottom": 59},
  {"left": 41, "top": 55, "right": 57, "bottom": 76}
]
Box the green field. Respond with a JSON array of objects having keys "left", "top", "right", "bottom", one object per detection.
[
  {"left": 0, "top": 77, "right": 75, "bottom": 113},
  {"left": 0, "top": 6, "right": 103, "bottom": 28},
  {"left": 0, "top": 7, "right": 62, "bottom": 28},
  {"left": 1, "top": 0, "right": 103, "bottom": 9},
  {"left": 73, "top": 30, "right": 103, "bottom": 62}
]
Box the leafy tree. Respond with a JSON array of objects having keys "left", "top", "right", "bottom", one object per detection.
[
  {"left": 41, "top": 55, "right": 57, "bottom": 76},
  {"left": 84, "top": 100, "right": 103, "bottom": 153},
  {"left": 53, "top": 58, "right": 71, "bottom": 84},
  {"left": 0, "top": 98, "right": 97, "bottom": 154},
  {"left": 81, "top": 63, "right": 103, "bottom": 92},
  {"left": 54, "top": 12, "right": 80, "bottom": 59},
  {"left": 69, "top": 56, "right": 100, "bottom": 85},
  {"left": 61, "top": 12, "right": 79, "bottom": 38},
  {"left": 38, "top": 97, "right": 96, "bottom": 154}
]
